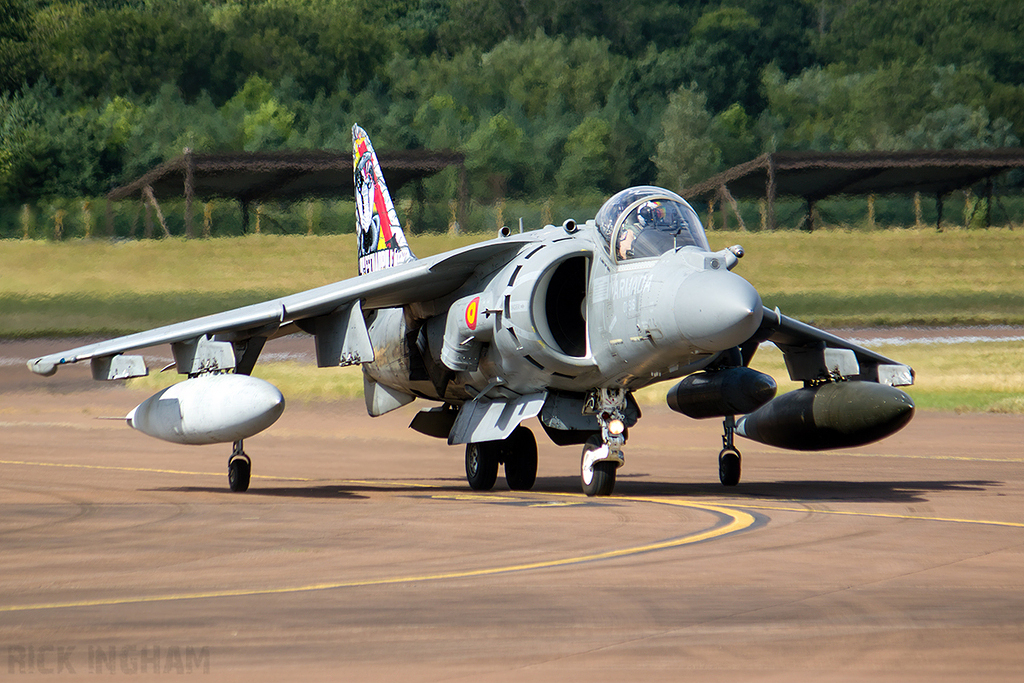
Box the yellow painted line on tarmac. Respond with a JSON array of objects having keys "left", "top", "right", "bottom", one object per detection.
[
  {"left": 0, "top": 420, "right": 122, "bottom": 430},
  {"left": 0, "top": 460, "right": 445, "bottom": 487},
  {"left": 0, "top": 458, "right": 311, "bottom": 482},
  {"left": 7, "top": 458, "right": 1020, "bottom": 614},
  {"left": 741, "top": 503, "right": 1024, "bottom": 529},
  {"left": 431, "top": 493, "right": 522, "bottom": 502},
  {"left": 0, "top": 498, "right": 755, "bottom": 613},
  {"left": 431, "top": 493, "right": 586, "bottom": 507},
  {"left": 525, "top": 501, "right": 586, "bottom": 508}
]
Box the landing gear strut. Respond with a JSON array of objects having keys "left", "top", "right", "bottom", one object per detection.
[
  {"left": 718, "top": 416, "right": 741, "bottom": 486},
  {"left": 580, "top": 388, "right": 627, "bottom": 497},
  {"left": 228, "top": 440, "right": 251, "bottom": 492}
]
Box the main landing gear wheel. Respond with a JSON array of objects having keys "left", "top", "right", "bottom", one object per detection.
[
  {"left": 228, "top": 441, "right": 251, "bottom": 492},
  {"left": 465, "top": 441, "right": 500, "bottom": 491},
  {"left": 503, "top": 426, "right": 538, "bottom": 491},
  {"left": 719, "top": 448, "right": 741, "bottom": 486},
  {"left": 581, "top": 435, "right": 616, "bottom": 497}
]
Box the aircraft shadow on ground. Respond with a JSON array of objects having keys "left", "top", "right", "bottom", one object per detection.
[
  {"left": 147, "top": 485, "right": 370, "bottom": 500},
  {"left": 599, "top": 477, "right": 1002, "bottom": 505},
  {"left": 147, "top": 479, "right": 490, "bottom": 499},
  {"left": 149, "top": 477, "right": 1001, "bottom": 504}
]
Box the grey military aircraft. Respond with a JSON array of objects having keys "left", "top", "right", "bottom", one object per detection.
[{"left": 28, "top": 125, "right": 915, "bottom": 496}]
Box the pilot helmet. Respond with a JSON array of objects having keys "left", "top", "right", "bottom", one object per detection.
[
  {"left": 596, "top": 187, "right": 655, "bottom": 239},
  {"left": 636, "top": 200, "right": 665, "bottom": 228}
]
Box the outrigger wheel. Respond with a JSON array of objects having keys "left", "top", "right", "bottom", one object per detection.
[
  {"left": 718, "top": 416, "right": 741, "bottom": 486},
  {"left": 718, "top": 448, "right": 741, "bottom": 486},
  {"left": 228, "top": 440, "right": 251, "bottom": 492}
]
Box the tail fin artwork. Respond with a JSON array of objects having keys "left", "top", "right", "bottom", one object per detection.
[{"left": 353, "top": 124, "right": 415, "bottom": 274}]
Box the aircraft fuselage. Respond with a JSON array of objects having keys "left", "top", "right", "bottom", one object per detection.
[{"left": 362, "top": 222, "right": 763, "bottom": 406}]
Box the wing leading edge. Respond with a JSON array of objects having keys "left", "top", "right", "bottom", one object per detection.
[
  {"left": 27, "top": 235, "right": 536, "bottom": 378},
  {"left": 745, "top": 306, "right": 914, "bottom": 387}
]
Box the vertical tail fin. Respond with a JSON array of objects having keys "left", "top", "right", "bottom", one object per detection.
[{"left": 353, "top": 124, "right": 415, "bottom": 275}]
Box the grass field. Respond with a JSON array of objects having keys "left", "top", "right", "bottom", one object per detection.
[
  {"left": 2, "top": 227, "right": 1022, "bottom": 336},
  {"left": 732, "top": 227, "right": 1024, "bottom": 327},
  {"left": 4, "top": 228, "right": 1023, "bottom": 413}
]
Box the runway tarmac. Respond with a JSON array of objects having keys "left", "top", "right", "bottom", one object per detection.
[{"left": 2, "top": 340, "right": 1023, "bottom": 681}]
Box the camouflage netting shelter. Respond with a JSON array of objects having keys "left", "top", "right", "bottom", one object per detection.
[
  {"left": 681, "top": 149, "right": 1024, "bottom": 230},
  {"left": 106, "top": 149, "right": 465, "bottom": 236}
]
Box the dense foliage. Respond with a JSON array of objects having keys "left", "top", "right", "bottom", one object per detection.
[{"left": 2, "top": 0, "right": 1023, "bottom": 230}]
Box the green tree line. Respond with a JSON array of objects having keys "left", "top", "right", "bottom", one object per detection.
[{"left": 2, "top": 0, "right": 1024, "bottom": 229}]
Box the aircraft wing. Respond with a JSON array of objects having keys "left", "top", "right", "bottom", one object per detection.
[
  {"left": 745, "top": 307, "right": 914, "bottom": 387},
  {"left": 28, "top": 235, "right": 535, "bottom": 378}
]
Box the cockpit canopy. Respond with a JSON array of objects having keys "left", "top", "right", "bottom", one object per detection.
[{"left": 595, "top": 186, "right": 709, "bottom": 261}]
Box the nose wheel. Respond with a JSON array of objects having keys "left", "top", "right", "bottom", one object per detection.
[{"left": 581, "top": 435, "right": 617, "bottom": 496}]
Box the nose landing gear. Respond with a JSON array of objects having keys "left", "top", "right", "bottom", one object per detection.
[{"left": 580, "top": 388, "right": 628, "bottom": 497}]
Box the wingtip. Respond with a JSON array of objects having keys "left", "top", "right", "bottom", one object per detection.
[{"left": 28, "top": 358, "right": 57, "bottom": 377}]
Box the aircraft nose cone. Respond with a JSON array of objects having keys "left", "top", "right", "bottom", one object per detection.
[{"left": 674, "top": 269, "right": 763, "bottom": 352}]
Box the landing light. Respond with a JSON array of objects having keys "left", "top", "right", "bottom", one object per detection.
[{"left": 608, "top": 418, "right": 625, "bottom": 436}]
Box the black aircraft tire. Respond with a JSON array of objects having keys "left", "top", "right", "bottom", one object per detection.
[
  {"left": 504, "top": 427, "right": 538, "bottom": 491},
  {"left": 466, "top": 442, "right": 499, "bottom": 491},
  {"left": 228, "top": 457, "right": 251, "bottom": 492},
  {"left": 581, "top": 436, "right": 616, "bottom": 497},
  {"left": 719, "top": 448, "right": 741, "bottom": 486}
]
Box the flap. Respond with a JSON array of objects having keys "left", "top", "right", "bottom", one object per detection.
[
  {"left": 447, "top": 392, "right": 547, "bottom": 445},
  {"left": 363, "top": 373, "right": 415, "bottom": 417}
]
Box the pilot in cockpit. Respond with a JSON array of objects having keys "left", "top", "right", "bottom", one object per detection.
[
  {"left": 597, "top": 186, "right": 710, "bottom": 262},
  {"left": 617, "top": 223, "right": 638, "bottom": 259},
  {"left": 617, "top": 201, "right": 664, "bottom": 259}
]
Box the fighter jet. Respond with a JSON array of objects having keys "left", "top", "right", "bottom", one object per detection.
[{"left": 28, "top": 125, "right": 916, "bottom": 496}]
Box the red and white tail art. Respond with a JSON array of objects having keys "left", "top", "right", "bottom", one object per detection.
[{"left": 353, "top": 124, "right": 415, "bottom": 274}]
